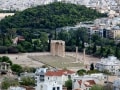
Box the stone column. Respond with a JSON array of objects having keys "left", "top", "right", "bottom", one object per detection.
[
  {"left": 4, "top": 64, "right": 7, "bottom": 70},
  {"left": 58, "top": 43, "right": 61, "bottom": 57},
  {"left": 0, "top": 65, "right": 2, "bottom": 70},
  {"left": 63, "top": 42, "right": 65, "bottom": 57},
  {"left": 53, "top": 43, "right": 56, "bottom": 56},
  {"left": 83, "top": 48, "right": 86, "bottom": 65},
  {"left": 76, "top": 47, "right": 78, "bottom": 62}
]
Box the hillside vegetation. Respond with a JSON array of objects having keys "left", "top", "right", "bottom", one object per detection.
[
  {"left": 0, "top": 2, "right": 108, "bottom": 54},
  {"left": 0, "top": 2, "right": 106, "bottom": 31}
]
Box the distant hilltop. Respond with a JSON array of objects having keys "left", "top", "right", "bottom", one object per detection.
[{"left": 0, "top": 0, "right": 119, "bottom": 11}]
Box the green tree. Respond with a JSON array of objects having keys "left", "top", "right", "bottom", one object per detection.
[
  {"left": 76, "top": 28, "right": 88, "bottom": 48},
  {"left": 20, "top": 77, "right": 35, "bottom": 86},
  {"left": 90, "top": 84, "right": 103, "bottom": 90},
  {"left": 1, "top": 78, "right": 19, "bottom": 89},
  {"left": 115, "top": 46, "right": 119, "bottom": 58},
  {"left": 0, "top": 56, "right": 12, "bottom": 65},
  {"left": 92, "top": 34, "right": 100, "bottom": 42},
  {"left": 11, "top": 64, "right": 23, "bottom": 75},
  {"left": 106, "top": 48, "right": 114, "bottom": 57},
  {"left": 77, "top": 69, "right": 86, "bottom": 76},
  {"left": 65, "top": 79, "right": 72, "bottom": 90},
  {"left": 90, "top": 63, "right": 94, "bottom": 70},
  {"left": 92, "top": 44, "right": 97, "bottom": 54},
  {"left": 17, "top": 44, "right": 25, "bottom": 52}
]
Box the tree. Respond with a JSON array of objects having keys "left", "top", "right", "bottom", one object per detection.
[
  {"left": 0, "top": 56, "right": 12, "bottom": 65},
  {"left": 7, "top": 46, "right": 19, "bottom": 53},
  {"left": 106, "top": 48, "right": 114, "bottom": 57},
  {"left": 11, "top": 64, "right": 23, "bottom": 75},
  {"left": 90, "top": 84, "right": 103, "bottom": 90},
  {"left": 100, "top": 45, "right": 105, "bottom": 57},
  {"left": 76, "top": 28, "right": 88, "bottom": 48},
  {"left": 90, "top": 63, "right": 94, "bottom": 70},
  {"left": 92, "top": 34, "right": 100, "bottom": 44},
  {"left": 17, "top": 44, "right": 25, "bottom": 52},
  {"left": 1, "top": 78, "right": 19, "bottom": 89},
  {"left": 92, "top": 43, "right": 97, "bottom": 54},
  {"left": 65, "top": 79, "right": 72, "bottom": 90},
  {"left": 115, "top": 46, "right": 119, "bottom": 58},
  {"left": 77, "top": 69, "right": 86, "bottom": 76},
  {"left": 20, "top": 77, "right": 35, "bottom": 86}
]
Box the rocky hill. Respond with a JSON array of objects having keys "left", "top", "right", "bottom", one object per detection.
[{"left": 0, "top": 2, "right": 107, "bottom": 31}]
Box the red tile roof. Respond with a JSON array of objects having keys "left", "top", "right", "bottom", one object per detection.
[{"left": 45, "top": 70, "right": 75, "bottom": 76}]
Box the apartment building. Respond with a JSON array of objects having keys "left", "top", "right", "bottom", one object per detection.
[{"left": 96, "top": 56, "right": 120, "bottom": 75}]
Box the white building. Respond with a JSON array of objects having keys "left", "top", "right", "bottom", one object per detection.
[
  {"left": 96, "top": 56, "right": 120, "bottom": 75},
  {"left": 72, "top": 73, "right": 107, "bottom": 90},
  {"left": 35, "top": 68, "right": 48, "bottom": 84},
  {"left": 8, "top": 86, "right": 26, "bottom": 90},
  {"left": 113, "top": 78, "right": 120, "bottom": 90},
  {"left": 72, "top": 76, "right": 96, "bottom": 90},
  {"left": 45, "top": 69, "right": 75, "bottom": 85},
  {"left": 35, "top": 81, "right": 62, "bottom": 90}
]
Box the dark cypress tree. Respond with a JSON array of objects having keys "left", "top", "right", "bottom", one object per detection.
[
  {"left": 90, "top": 63, "right": 94, "bottom": 70},
  {"left": 100, "top": 45, "right": 104, "bottom": 57},
  {"left": 93, "top": 43, "right": 97, "bottom": 54},
  {"left": 115, "top": 46, "right": 119, "bottom": 58}
]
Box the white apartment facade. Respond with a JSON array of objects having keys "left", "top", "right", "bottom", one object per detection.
[
  {"left": 45, "top": 69, "right": 75, "bottom": 85},
  {"left": 96, "top": 56, "right": 120, "bottom": 75},
  {"left": 8, "top": 86, "right": 26, "bottom": 90},
  {"left": 35, "top": 68, "right": 48, "bottom": 84},
  {"left": 35, "top": 68, "right": 75, "bottom": 90},
  {"left": 35, "top": 81, "right": 62, "bottom": 90},
  {"left": 113, "top": 78, "right": 120, "bottom": 90}
]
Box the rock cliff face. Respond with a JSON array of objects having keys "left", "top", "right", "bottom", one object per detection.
[{"left": 0, "top": 0, "right": 118, "bottom": 11}]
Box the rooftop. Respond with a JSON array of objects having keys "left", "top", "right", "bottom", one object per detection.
[{"left": 45, "top": 69, "right": 75, "bottom": 76}]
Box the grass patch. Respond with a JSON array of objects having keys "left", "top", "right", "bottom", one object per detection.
[{"left": 30, "top": 55, "right": 84, "bottom": 69}]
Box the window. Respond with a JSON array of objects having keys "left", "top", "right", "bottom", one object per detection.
[
  {"left": 40, "top": 75, "right": 44, "bottom": 77},
  {"left": 53, "top": 87, "right": 55, "bottom": 90},
  {"left": 57, "top": 87, "right": 60, "bottom": 90},
  {"left": 68, "top": 75, "right": 71, "bottom": 79},
  {"left": 41, "top": 70, "right": 44, "bottom": 72},
  {"left": 48, "top": 77, "right": 49, "bottom": 80},
  {"left": 40, "top": 85, "right": 43, "bottom": 90}
]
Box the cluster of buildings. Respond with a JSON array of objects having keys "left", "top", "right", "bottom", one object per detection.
[
  {"left": 34, "top": 56, "right": 120, "bottom": 90},
  {"left": 7, "top": 56, "right": 120, "bottom": 90},
  {"left": 35, "top": 68, "right": 75, "bottom": 90},
  {"left": 57, "top": 15, "right": 120, "bottom": 40},
  {"left": 0, "top": 0, "right": 119, "bottom": 11},
  {"left": 8, "top": 55, "right": 120, "bottom": 90},
  {"left": 96, "top": 56, "right": 120, "bottom": 75}
]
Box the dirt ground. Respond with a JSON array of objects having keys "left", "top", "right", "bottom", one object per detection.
[{"left": 0, "top": 52, "right": 100, "bottom": 71}]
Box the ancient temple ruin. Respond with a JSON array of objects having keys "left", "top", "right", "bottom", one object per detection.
[{"left": 50, "top": 40, "right": 65, "bottom": 57}]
